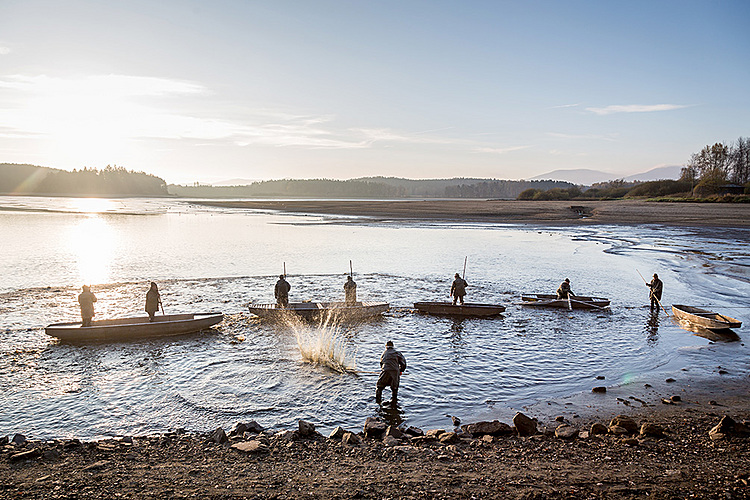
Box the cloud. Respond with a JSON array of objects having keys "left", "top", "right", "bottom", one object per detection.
[
  {"left": 0, "top": 46, "right": 10, "bottom": 55},
  {"left": 474, "top": 146, "right": 529, "bottom": 154},
  {"left": 551, "top": 103, "right": 581, "bottom": 109},
  {"left": 586, "top": 104, "right": 688, "bottom": 115}
]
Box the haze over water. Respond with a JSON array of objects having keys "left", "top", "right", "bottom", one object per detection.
[{"left": 1, "top": 196, "right": 748, "bottom": 440}]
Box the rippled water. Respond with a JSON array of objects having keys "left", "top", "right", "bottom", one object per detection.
[{"left": 1, "top": 196, "right": 748, "bottom": 439}]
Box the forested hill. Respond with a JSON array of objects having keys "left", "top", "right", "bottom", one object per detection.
[
  {"left": 169, "top": 177, "right": 575, "bottom": 199},
  {"left": 0, "top": 163, "right": 168, "bottom": 196}
]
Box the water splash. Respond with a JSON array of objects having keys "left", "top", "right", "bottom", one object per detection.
[{"left": 287, "top": 311, "right": 357, "bottom": 374}]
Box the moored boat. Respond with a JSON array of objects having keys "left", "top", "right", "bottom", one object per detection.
[
  {"left": 413, "top": 301, "right": 505, "bottom": 317},
  {"left": 672, "top": 305, "right": 741, "bottom": 330},
  {"left": 45, "top": 312, "right": 224, "bottom": 342},
  {"left": 521, "top": 294, "right": 610, "bottom": 310},
  {"left": 247, "top": 301, "right": 389, "bottom": 321}
]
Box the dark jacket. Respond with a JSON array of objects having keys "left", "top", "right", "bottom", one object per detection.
[
  {"left": 145, "top": 289, "right": 161, "bottom": 314},
  {"left": 450, "top": 277, "right": 468, "bottom": 297},
  {"left": 380, "top": 346, "right": 407, "bottom": 373},
  {"left": 78, "top": 290, "right": 97, "bottom": 318},
  {"left": 275, "top": 278, "right": 291, "bottom": 299}
]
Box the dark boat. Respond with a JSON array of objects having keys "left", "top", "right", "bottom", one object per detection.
[
  {"left": 45, "top": 312, "right": 224, "bottom": 342},
  {"left": 247, "top": 301, "right": 389, "bottom": 321},
  {"left": 521, "top": 294, "right": 610, "bottom": 310},
  {"left": 413, "top": 301, "right": 506, "bottom": 317},
  {"left": 672, "top": 305, "right": 741, "bottom": 330}
]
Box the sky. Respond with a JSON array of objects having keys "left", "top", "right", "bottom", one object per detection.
[{"left": 0, "top": 0, "right": 748, "bottom": 184}]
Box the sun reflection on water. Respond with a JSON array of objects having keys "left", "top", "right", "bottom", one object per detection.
[{"left": 67, "top": 215, "right": 116, "bottom": 285}]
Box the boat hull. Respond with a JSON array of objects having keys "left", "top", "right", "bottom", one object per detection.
[
  {"left": 521, "top": 294, "right": 610, "bottom": 310},
  {"left": 672, "top": 305, "right": 741, "bottom": 330},
  {"left": 413, "top": 301, "right": 505, "bottom": 317},
  {"left": 45, "top": 313, "right": 224, "bottom": 342},
  {"left": 247, "top": 302, "right": 389, "bottom": 321}
]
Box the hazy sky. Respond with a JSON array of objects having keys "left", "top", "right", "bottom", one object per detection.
[{"left": 1, "top": 1, "right": 748, "bottom": 184}]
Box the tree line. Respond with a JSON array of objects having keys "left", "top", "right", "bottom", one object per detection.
[
  {"left": 679, "top": 137, "right": 750, "bottom": 195},
  {"left": 0, "top": 163, "right": 168, "bottom": 196}
]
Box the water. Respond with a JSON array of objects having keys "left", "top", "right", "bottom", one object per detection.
[{"left": 1, "top": 196, "right": 748, "bottom": 439}]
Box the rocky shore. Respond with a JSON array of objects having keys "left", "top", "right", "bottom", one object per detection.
[{"left": 3, "top": 384, "right": 750, "bottom": 499}]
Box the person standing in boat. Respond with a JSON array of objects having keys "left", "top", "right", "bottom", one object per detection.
[
  {"left": 647, "top": 273, "right": 663, "bottom": 310},
  {"left": 145, "top": 282, "right": 162, "bottom": 322},
  {"left": 78, "top": 285, "right": 97, "bottom": 327},
  {"left": 344, "top": 275, "right": 357, "bottom": 305},
  {"left": 450, "top": 273, "right": 468, "bottom": 305},
  {"left": 376, "top": 340, "right": 407, "bottom": 408},
  {"left": 556, "top": 278, "right": 575, "bottom": 299},
  {"left": 275, "top": 275, "right": 291, "bottom": 308}
]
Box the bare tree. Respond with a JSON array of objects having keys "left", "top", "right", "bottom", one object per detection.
[
  {"left": 688, "top": 142, "right": 730, "bottom": 182},
  {"left": 729, "top": 137, "right": 750, "bottom": 185}
]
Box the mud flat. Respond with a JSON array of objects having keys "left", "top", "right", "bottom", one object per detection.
[
  {"left": 194, "top": 199, "right": 750, "bottom": 228},
  {"left": 3, "top": 377, "right": 750, "bottom": 499}
]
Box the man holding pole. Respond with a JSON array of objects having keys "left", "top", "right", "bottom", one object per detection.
[
  {"left": 344, "top": 275, "right": 357, "bottom": 305},
  {"left": 647, "top": 273, "right": 663, "bottom": 311},
  {"left": 450, "top": 273, "right": 468, "bottom": 305},
  {"left": 376, "top": 341, "right": 407, "bottom": 408},
  {"left": 275, "top": 275, "right": 291, "bottom": 308}
]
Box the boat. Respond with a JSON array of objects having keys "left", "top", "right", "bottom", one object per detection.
[
  {"left": 672, "top": 305, "right": 742, "bottom": 330},
  {"left": 413, "top": 301, "right": 506, "bottom": 317},
  {"left": 45, "top": 312, "right": 224, "bottom": 342},
  {"left": 247, "top": 301, "right": 389, "bottom": 321},
  {"left": 521, "top": 294, "right": 610, "bottom": 310}
]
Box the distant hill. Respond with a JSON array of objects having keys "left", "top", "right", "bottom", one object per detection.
[
  {"left": 169, "top": 177, "right": 575, "bottom": 199},
  {"left": 531, "top": 166, "right": 683, "bottom": 185},
  {"left": 0, "top": 163, "right": 168, "bottom": 196}
]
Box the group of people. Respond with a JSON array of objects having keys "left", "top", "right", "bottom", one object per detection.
[
  {"left": 273, "top": 274, "right": 358, "bottom": 308},
  {"left": 77, "top": 281, "right": 163, "bottom": 326},
  {"left": 554, "top": 274, "right": 663, "bottom": 310}
]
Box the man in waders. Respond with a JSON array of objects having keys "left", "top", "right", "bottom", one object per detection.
[
  {"left": 376, "top": 341, "right": 407, "bottom": 408},
  {"left": 275, "top": 275, "right": 291, "bottom": 308},
  {"left": 344, "top": 275, "right": 357, "bottom": 305},
  {"left": 647, "top": 273, "right": 663, "bottom": 310},
  {"left": 450, "top": 273, "right": 468, "bottom": 305}
]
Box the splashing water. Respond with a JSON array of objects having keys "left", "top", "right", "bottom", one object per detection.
[{"left": 288, "top": 310, "right": 357, "bottom": 374}]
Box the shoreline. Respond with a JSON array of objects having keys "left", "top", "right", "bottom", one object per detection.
[
  {"left": 3, "top": 375, "right": 749, "bottom": 499},
  {"left": 191, "top": 198, "right": 750, "bottom": 228}
]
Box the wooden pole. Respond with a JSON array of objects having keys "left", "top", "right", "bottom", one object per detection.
[
  {"left": 350, "top": 260, "right": 353, "bottom": 277},
  {"left": 462, "top": 256, "right": 467, "bottom": 279},
  {"left": 283, "top": 262, "right": 286, "bottom": 277}
]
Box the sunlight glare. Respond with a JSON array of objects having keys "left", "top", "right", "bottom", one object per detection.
[{"left": 67, "top": 216, "right": 116, "bottom": 286}]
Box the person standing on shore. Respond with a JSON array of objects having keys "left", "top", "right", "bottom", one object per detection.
[
  {"left": 647, "top": 273, "right": 663, "bottom": 310},
  {"left": 145, "top": 282, "right": 162, "bottom": 322},
  {"left": 78, "top": 285, "right": 97, "bottom": 327},
  {"left": 344, "top": 275, "right": 357, "bottom": 305},
  {"left": 275, "top": 275, "right": 291, "bottom": 308},
  {"left": 450, "top": 273, "right": 468, "bottom": 305},
  {"left": 556, "top": 278, "right": 574, "bottom": 299},
  {"left": 376, "top": 341, "right": 407, "bottom": 408}
]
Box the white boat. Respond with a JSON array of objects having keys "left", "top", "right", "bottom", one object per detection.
[
  {"left": 45, "top": 312, "right": 224, "bottom": 342},
  {"left": 247, "top": 301, "right": 389, "bottom": 321}
]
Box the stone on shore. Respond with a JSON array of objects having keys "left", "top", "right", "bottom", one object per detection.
[
  {"left": 404, "top": 426, "right": 424, "bottom": 437},
  {"left": 11, "top": 434, "right": 27, "bottom": 446},
  {"left": 555, "top": 424, "right": 578, "bottom": 440},
  {"left": 424, "top": 429, "right": 446, "bottom": 439},
  {"left": 590, "top": 423, "right": 608, "bottom": 435},
  {"left": 640, "top": 422, "right": 666, "bottom": 438},
  {"left": 231, "top": 421, "right": 264, "bottom": 436},
  {"left": 461, "top": 420, "right": 513, "bottom": 437},
  {"left": 342, "top": 432, "right": 361, "bottom": 446},
  {"left": 10, "top": 449, "right": 41, "bottom": 462},
  {"left": 298, "top": 420, "right": 316, "bottom": 437},
  {"left": 438, "top": 432, "right": 458, "bottom": 444},
  {"left": 328, "top": 426, "right": 346, "bottom": 440},
  {"left": 231, "top": 440, "right": 269, "bottom": 454},
  {"left": 363, "top": 417, "right": 387, "bottom": 438},
  {"left": 609, "top": 415, "right": 638, "bottom": 434},
  {"left": 385, "top": 426, "right": 403, "bottom": 439},
  {"left": 382, "top": 436, "right": 400, "bottom": 447},
  {"left": 513, "top": 412, "right": 537, "bottom": 436},
  {"left": 592, "top": 386, "right": 607, "bottom": 394},
  {"left": 207, "top": 427, "right": 228, "bottom": 444}
]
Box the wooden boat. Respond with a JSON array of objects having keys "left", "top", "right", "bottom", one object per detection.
[
  {"left": 672, "top": 305, "right": 741, "bottom": 330},
  {"left": 413, "top": 301, "right": 505, "bottom": 317},
  {"left": 247, "top": 301, "right": 389, "bottom": 321},
  {"left": 521, "top": 294, "right": 610, "bottom": 310},
  {"left": 45, "top": 312, "right": 224, "bottom": 342}
]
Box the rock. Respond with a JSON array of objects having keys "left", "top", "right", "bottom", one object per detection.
[
  {"left": 394, "top": 445, "right": 418, "bottom": 454},
  {"left": 231, "top": 440, "right": 269, "bottom": 454},
  {"left": 207, "top": 427, "right": 228, "bottom": 444},
  {"left": 460, "top": 420, "right": 513, "bottom": 437},
  {"left": 640, "top": 422, "right": 666, "bottom": 438},
  {"left": 385, "top": 426, "right": 403, "bottom": 439},
  {"left": 709, "top": 415, "right": 736, "bottom": 440},
  {"left": 11, "top": 434, "right": 27, "bottom": 446},
  {"left": 342, "top": 432, "right": 361, "bottom": 446},
  {"left": 555, "top": 424, "right": 578, "bottom": 440},
  {"left": 590, "top": 423, "right": 608, "bottom": 435},
  {"left": 231, "top": 421, "right": 264, "bottom": 436},
  {"left": 328, "top": 426, "right": 346, "bottom": 440},
  {"left": 670, "top": 395, "right": 682, "bottom": 402},
  {"left": 450, "top": 415, "right": 461, "bottom": 427},
  {"left": 665, "top": 378, "right": 676, "bottom": 383},
  {"left": 274, "top": 430, "right": 298, "bottom": 442},
  {"left": 382, "top": 436, "right": 400, "bottom": 447},
  {"left": 609, "top": 415, "right": 638, "bottom": 434},
  {"left": 555, "top": 416, "right": 565, "bottom": 422},
  {"left": 404, "top": 426, "right": 424, "bottom": 437},
  {"left": 43, "top": 448, "right": 61, "bottom": 460},
  {"left": 644, "top": 383, "right": 652, "bottom": 388},
  {"left": 0, "top": 436, "right": 8, "bottom": 446},
  {"left": 621, "top": 438, "right": 639, "bottom": 446},
  {"left": 363, "top": 417, "right": 387, "bottom": 438},
  {"left": 424, "top": 429, "right": 446, "bottom": 439},
  {"left": 513, "top": 412, "right": 537, "bottom": 437},
  {"left": 661, "top": 398, "right": 674, "bottom": 405},
  {"left": 608, "top": 425, "right": 630, "bottom": 436},
  {"left": 592, "top": 386, "right": 607, "bottom": 394},
  {"left": 596, "top": 375, "right": 605, "bottom": 380},
  {"left": 10, "top": 448, "right": 41, "bottom": 461},
  {"left": 438, "top": 432, "right": 458, "bottom": 444},
  {"left": 734, "top": 421, "right": 750, "bottom": 436},
  {"left": 480, "top": 434, "right": 494, "bottom": 443},
  {"left": 298, "top": 420, "right": 316, "bottom": 437},
  {"left": 82, "top": 460, "right": 109, "bottom": 471}
]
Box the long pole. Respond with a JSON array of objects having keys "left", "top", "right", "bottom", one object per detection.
[
  {"left": 283, "top": 262, "right": 286, "bottom": 277},
  {"left": 350, "top": 260, "right": 353, "bottom": 278},
  {"left": 462, "top": 256, "right": 467, "bottom": 279},
  {"left": 637, "top": 269, "right": 669, "bottom": 317}
]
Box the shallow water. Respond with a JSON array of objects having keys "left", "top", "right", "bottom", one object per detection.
[{"left": 1, "top": 196, "right": 748, "bottom": 439}]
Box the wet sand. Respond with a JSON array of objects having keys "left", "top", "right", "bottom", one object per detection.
[{"left": 192, "top": 199, "right": 750, "bottom": 227}]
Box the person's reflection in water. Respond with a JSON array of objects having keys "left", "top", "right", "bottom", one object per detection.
[
  {"left": 376, "top": 403, "right": 405, "bottom": 428},
  {"left": 645, "top": 309, "right": 660, "bottom": 344}
]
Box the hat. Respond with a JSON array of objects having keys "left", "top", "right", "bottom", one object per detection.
[
  {"left": 455, "top": 273, "right": 460, "bottom": 278},
  {"left": 386, "top": 340, "right": 394, "bottom": 347},
  {"left": 653, "top": 273, "right": 658, "bottom": 278},
  {"left": 564, "top": 278, "right": 570, "bottom": 282},
  {"left": 279, "top": 275, "right": 285, "bottom": 279}
]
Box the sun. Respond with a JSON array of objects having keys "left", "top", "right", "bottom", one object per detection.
[{"left": 67, "top": 215, "right": 117, "bottom": 286}]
